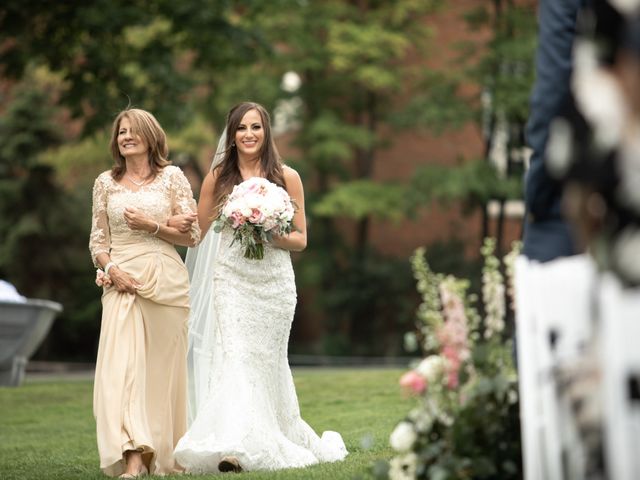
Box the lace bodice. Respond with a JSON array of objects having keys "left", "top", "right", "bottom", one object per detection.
[{"left": 89, "top": 165, "right": 200, "bottom": 265}]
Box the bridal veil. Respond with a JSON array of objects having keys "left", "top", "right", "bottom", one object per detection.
[{"left": 185, "top": 129, "right": 226, "bottom": 424}]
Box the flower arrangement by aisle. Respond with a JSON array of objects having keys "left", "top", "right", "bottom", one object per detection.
[
  {"left": 213, "top": 177, "right": 296, "bottom": 260},
  {"left": 380, "top": 238, "right": 521, "bottom": 480}
]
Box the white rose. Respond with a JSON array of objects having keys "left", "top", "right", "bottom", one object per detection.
[
  {"left": 408, "top": 408, "right": 433, "bottom": 433},
  {"left": 245, "top": 193, "right": 262, "bottom": 209},
  {"left": 609, "top": 0, "right": 640, "bottom": 15},
  {"left": 388, "top": 452, "right": 418, "bottom": 480},
  {"left": 263, "top": 218, "right": 277, "bottom": 231},
  {"left": 416, "top": 355, "right": 445, "bottom": 383},
  {"left": 572, "top": 52, "right": 625, "bottom": 150},
  {"left": 261, "top": 199, "right": 277, "bottom": 216},
  {"left": 389, "top": 421, "right": 416, "bottom": 453},
  {"left": 613, "top": 227, "right": 640, "bottom": 283},
  {"left": 223, "top": 198, "right": 241, "bottom": 218},
  {"left": 240, "top": 206, "right": 252, "bottom": 218}
]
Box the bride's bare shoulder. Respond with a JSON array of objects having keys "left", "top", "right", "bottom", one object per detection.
[
  {"left": 282, "top": 165, "right": 301, "bottom": 183},
  {"left": 201, "top": 168, "right": 221, "bottom": 193}
]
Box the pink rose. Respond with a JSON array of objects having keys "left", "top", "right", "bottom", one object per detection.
[
  {"left": 248, "top": 208, "right": 264, "bottom": 224},
  {"left": 230, "top": 211, "right": 246, "bottom": 228},
  {"left": 399, "top": 370, "right": 427, "bottom": 395}
]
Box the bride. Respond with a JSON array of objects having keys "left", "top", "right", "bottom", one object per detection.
[{"left": 172, "top": 102, "right": 348, "bottom": 473}]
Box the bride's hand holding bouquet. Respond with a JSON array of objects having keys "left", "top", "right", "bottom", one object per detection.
[{"left": 214, "top": 177, "right": 296, "bottom": 260}]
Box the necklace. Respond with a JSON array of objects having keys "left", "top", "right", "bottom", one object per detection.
[{"left": 127, "top": 173, "right": 150, "bottom": 186}]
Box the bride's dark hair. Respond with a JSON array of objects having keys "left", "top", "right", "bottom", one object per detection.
[{"left": 211, "top": 102, "right": 285, "bottom": 216}]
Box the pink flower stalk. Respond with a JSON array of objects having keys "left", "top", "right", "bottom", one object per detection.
[
  {"left": 441, "top": 344, "right": 462, "bottom": 388},
  {"left": 399, "top": 370, "right": 427, "bottom": 395},
  {"left": 437, "top": 283, "right": 470, "bottom": 390}
]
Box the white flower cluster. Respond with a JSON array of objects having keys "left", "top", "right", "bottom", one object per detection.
[
  {"left": 572, "top": 40, "right": 626, "bottom": 151},
  {"left": 482, "top": 270, "right": 505, "bottom": 339},
  {"left": 481, "top": 240, "right": 506, "bottom": 339},
  {"left": 389, "top": 421, "right": 417, "bottom": 453},
  {"left": 416, "top": 355, "right": 446, "bottom": 383},
  {"left": 613, "top": 227, "right": 640, "bottom": 282},
  {"left": 617, "top": 130, "right": 640, "bottom": 214},
  {"left": 609, "top": 0, "right": 640, "bottom": 14},
  {"left": 388, "top": 452, "right": 418, "bottom": 480}
]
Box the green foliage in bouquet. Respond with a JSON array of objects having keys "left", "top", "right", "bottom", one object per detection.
[
  {"left": 375, "top": 238, "right": 521, "bottom": 480},
  {"left": 214, "top": 220, "right": 293, "bottom": 261},
  {"left": 213, "top": 221, "right": 264, "bottom": 260}
]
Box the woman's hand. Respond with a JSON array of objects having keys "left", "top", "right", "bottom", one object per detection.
[
  {"left": 108, "top": 267, "right": 143, "bottom": 294},
  {"left": 124, "top": 207, "right": 156, "bottom": 232},
  {"left": 167, "top": 213, "right": 197, "bottom": 233}
]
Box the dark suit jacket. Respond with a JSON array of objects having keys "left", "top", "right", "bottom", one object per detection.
[{"left": 522, "top": 0, "right": 587, "bottom": 262}]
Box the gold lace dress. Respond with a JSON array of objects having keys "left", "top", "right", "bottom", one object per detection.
[{"left": 89, "top": 165, "right": 200, "bottom": 476}]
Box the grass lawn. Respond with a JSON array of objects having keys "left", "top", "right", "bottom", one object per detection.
[{"left": 0, "top": 368, "right": 410, "bottom": 480}]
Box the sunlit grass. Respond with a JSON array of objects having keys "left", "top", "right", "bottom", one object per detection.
[{"left": 0, "top": 368, "right": 410, "bottom": 480}]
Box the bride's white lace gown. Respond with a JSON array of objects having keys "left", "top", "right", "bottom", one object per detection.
[{"left": 174, "top": 228, "right": 348, "bottom": 472}]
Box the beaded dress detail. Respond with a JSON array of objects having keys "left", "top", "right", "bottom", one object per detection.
[{"left": 174, "top": 227, "right": 348, "bottom": 473}]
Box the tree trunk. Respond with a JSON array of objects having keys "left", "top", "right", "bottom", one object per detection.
[{"left": 354, "top": 90, "right": 377, "bottom": 255}]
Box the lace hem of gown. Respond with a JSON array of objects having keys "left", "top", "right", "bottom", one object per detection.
[{"left": 175, "top": 429, "right": 347, "bottom": 473}]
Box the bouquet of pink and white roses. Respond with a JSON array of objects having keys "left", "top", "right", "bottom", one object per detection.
[{"left": 213, "top": 177, "right": 296, "bottom": 260}]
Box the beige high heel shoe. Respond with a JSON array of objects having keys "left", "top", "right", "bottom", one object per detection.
[
  {"left": 119, "top": 465, "right": 148, "bottom": 479},
  {"left": 119, "top": 450, "right": 149, "bottom": 478}
]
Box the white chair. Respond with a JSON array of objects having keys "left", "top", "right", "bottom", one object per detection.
[
  {"left": 534, "top": 255, "right": 596, "bottom": 480},
  {"left": 599, "top": 274, "right": 640, "bottom": 480},
  {"left": 515, "top": 255, "right": 545, "bottom": 480},
  {"left": 515, "top": 254, "right": 596, "bottom": 480}
]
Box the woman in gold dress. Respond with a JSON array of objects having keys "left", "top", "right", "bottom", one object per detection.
[{"left": 89, "top": 108, "right": 200, "bottom": 477}]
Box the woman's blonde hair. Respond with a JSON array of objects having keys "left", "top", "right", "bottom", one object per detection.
[{"left": 109, "top": 108, "right": 170, "bottom": 180}]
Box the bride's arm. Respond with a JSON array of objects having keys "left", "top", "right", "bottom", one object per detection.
[
  {"left": 270, "top": 166, "right": 307, "bottom": 252},
  {"left": 168, "top": 170, "right": 219, "bottom": 236}
]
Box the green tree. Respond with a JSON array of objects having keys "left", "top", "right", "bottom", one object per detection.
[
  {"left": 394, "top": 0, "right": 537, "bottom": 254},
  {"left": 255, "top": 1, "right": 443, "bottom": 354},
  {"left": 0, "top": 0, "right": 284, "bottom": 134},
  {"left": 0, "top": 1, "right": 292, "bottom": 359},
  {"left": 264, "top": 1, "right": 536, "bottom": 354},
  {"left": 0, "top": 78, "right": 101, "bottom": 360},
  {"left": 0, "top": 1, "right": 537, "bottom": 359}
]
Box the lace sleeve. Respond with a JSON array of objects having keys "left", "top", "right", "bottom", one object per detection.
[
  {"left": 170, "top": 167, "right": 201, "bottom": 245},
  {"left": 89, "top": 174, "right": 111, "bottom": 267}
]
